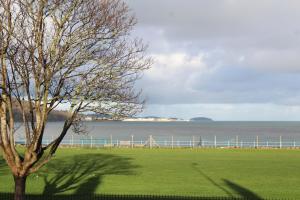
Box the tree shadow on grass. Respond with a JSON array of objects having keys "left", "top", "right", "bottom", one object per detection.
[
  {"left": 223, "top": 179, "right": 262, "bottom": 200},
  {"left": 192, "top": 163, "right": 262, "bottom": 200},
  {"left": 191, "top": 163, "right": 233, "bottom": 197},
  {"left": 0, "top": 157, "right": 6, "bottom": 168},
  {"left": 0, "top": 156, "right": 264, "bottom": 200},
  {"left": 0, "top": 156, "right": 9, "bottom": 175},
  {"left": 39, "top": 153, "right": 137, "bottom": 196}
]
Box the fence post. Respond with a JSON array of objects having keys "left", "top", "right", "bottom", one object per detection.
[
  {"left": 267, "top": 141, "right": 269, "bottom": 148},
  {"left": 131, "top": 135, "right": 134, "bottom": 149},
  {"left": 256, "top": 136, "right": 259, "bottom": 149},
  {"left": 280, "top": 135, "right": 282, "bottom": 149},
  {"left": 214, "top": 135, "right": 217, "bottom": 148},
  {"left": 149, "top": 135, "right": 152, "bottom": 149},
  {"left": 236, "top": 135, "right": 238, "bottom": 148},
  {"left": 227, "top": 140, "right": 230, "bottom": 147},
  {"left": 90, "top": 135, "right": 93, "bottom": 148},
  {"left": 200, "top": 136, "right": 202, "bottom": 147},
  {"left": 71, "top": 135, "right": 74, "bottom": 147},
  {"left": 294, "top": 140, "right": 296, "bottom": 148},
  {"left": 192, "top": 136, "right": 195, "bottom": 148},
  {"left": 171, "top": 136, "right": 174, "bottom": 149},
  {"left": 110, "top": 134, "right": 113, "bottom": 148}
]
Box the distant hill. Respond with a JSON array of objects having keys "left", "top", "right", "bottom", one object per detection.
[
  {"left": 12, "top": 100, "right": 69, "bottom": 122},
  {"left": 190, "top": 117, "right": 213, "bottom": 122},
  {"left": 83, "top": 113, "right": 113, "bottom": 121}
]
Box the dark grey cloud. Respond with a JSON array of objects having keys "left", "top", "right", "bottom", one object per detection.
[{"left": 128, "top": 0, "right": 300, "bottom": 49}]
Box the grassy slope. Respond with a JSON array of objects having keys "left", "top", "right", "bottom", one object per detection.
[{"left": 1, "top": 148, "right": 300, "bottom": 199}]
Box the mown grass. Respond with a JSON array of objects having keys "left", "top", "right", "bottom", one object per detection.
[{"left": 1, "top": 148, "right": 300, "bottom": 199}]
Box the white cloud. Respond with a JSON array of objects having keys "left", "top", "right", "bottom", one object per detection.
[
  {"left": 147, "top": 52, "right": 207, "bottom": 77},
  {"left": 137, "top": 52, "right": 215, "bottom": 103}
]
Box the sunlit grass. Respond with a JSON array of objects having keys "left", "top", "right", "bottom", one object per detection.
[{"left": 1, "top": 148, "right": 300, "bottom": 199}]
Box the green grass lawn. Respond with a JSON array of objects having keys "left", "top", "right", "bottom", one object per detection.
[{"left": 1, "top": 148, "right": 300, "bottom": 199}]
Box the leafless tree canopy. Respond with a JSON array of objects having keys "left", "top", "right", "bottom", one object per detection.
[{"left": 0, "top": 0, "right": 151, "bottom": 199}]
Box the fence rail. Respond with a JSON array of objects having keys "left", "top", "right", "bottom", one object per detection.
[{"left": 15, "top": 135, "right": 300, "bottom": 149}]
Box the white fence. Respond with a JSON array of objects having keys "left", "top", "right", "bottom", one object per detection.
[{"left": 15, "top": 135, "right": 300, "bottom": 149}]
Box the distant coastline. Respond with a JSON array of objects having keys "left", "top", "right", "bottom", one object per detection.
[
  {"left": 82, "top": 114, "right": 213, "bottom": 122},
  {"left": 189, "top": 117, "right": 213, "bottom": 122},
  {"left": 122, "top": 117, "right": 186, "bottom": 122}
]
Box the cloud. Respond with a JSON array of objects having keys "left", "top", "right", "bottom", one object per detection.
[
  {"left": 137, "top": 51, "right": 300, "bottom": 105},
  {"left": 129, "top": 0, "right": 300, "bottom": 70},
  {"left": 128, "top": 0, "right": 300, "bottom": 45},
  {"left": 136, "top": 52, "right": 210, "bottom": 104},
  {"left": 127, "top": 0, "right": 300, "bottom": 119}
]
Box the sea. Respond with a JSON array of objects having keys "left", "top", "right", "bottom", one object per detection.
[{"left": 15, "top": 121, "right": 300, "bottom": 143}]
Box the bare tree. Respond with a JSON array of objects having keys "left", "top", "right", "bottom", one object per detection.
[{"left": 0, "top": 0, "right": 151, "bottom": 199}]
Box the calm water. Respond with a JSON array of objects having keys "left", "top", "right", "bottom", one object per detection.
[{"left": 15, "top": 121, "right": 300, "bottom": 142}]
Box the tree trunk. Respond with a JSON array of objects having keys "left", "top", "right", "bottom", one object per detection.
[{"left": 13, "top": 175, "right": 27, "bottom": 200}]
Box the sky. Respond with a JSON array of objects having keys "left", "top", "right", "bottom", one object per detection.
[{"left": 126, "top": 0, "right": 300, "bottom": 121}]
